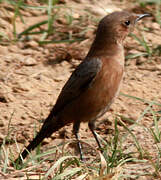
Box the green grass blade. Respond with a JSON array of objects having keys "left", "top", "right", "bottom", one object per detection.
[
  {"left": 110, "top": 118, "right": 119, "bottom": 166},
  {"left": 2, "top": 146, "right": 9, "bottom": 173},
  {"left": 118, "top": 120, "right": 143, "bottom": 158},
  {"left": 130, "top": 33, "right": 152, "bottom": 56},
  {"left": 125, "top": 52, "right": 147, "bottom": 60},
  {"left": 18, "top": 20, "right": 48, "bottom": 38},
  {"left": 38, "top": 38, "right": 85, "bottom": 44},
  {"left": 150, "top": 109, "right": 160, "bottom": 143},
  {"left": 137, "top": 100, "right": 155, "bottom": 123},
  {"left": 120, "top": 93, "right": 161, "bottom": 107}
]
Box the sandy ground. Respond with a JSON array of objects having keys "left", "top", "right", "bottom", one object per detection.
[{"left": 0, "top": 0, "right": 161, "bottom": 179}]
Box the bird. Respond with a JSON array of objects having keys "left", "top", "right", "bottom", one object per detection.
[{"left": 15, "top": 11, "right": 150, "bottom": 163}]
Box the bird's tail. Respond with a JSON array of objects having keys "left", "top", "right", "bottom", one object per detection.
[{"left": 15, "top": 111, "right": 67, "bottom": 164}]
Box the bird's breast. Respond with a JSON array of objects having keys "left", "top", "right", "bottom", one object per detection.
[
  {"left": 76, "top": 58, "right": 124, "bottom": 121},
  {"left": 92, "top": 59, "right": 124, "bottom": 107}
]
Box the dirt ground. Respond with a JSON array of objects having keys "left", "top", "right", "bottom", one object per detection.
[{"left": 0, "top": 0, "right": 161, "bottom": 179}]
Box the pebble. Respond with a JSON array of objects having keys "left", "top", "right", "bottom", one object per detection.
[
  {"left": 0, "top": 133, "right": 5, "bottom": 141},
  {"left": 0, "top": 119, "right": 4, "bottom": 127},
  {"left": 27, "top": 40, "right": 38, "bottom": 48},
  {"left": 23, "top": 56, "right": 37, "bottom": 66}
]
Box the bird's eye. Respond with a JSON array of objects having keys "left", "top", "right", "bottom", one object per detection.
[{"left": 124, "top": 20, "right": 130, "bottom": 26}]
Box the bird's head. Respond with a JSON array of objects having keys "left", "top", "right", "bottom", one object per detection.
[{"left": 96, "top": 11, "right": 150, "bottom": 44}]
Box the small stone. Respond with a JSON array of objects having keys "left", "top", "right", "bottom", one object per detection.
[
  {"left": 73, "top": 13, "right": 80, "bottom": 19},
  {"left": 6, "top": 93, "right": 16, "bottom": 102},
  {"left": 0, "top": 91, "right": 8, "bottom": 103},
  {"left": 0, "top": 133, "right": 5, "bottom": 142},
  {"left": 23, "top": 56, "right": 37, "bottom": 66},
  {"left": 0, "top": 119, "right": 4, "bottom": 127},
  {"left": 156, "top": 64, "right": 161, "bottom": 71},
  {"left": 27, "top": 40, "right": 38, "bottom": 48},
  {"left": 151, "top": 22, "right": 160, "bottom": 30}
]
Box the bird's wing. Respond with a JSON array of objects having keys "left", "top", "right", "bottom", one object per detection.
[{"left": 52, "top": 58, "right": 102, "bottom": 114}]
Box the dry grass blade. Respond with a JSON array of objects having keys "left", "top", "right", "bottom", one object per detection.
[
  {"left": 44, "top": 155, "right": 78, "bottom": 179},
  {"left": 99, "top": 151, "right": 107, "bottom": 177}
]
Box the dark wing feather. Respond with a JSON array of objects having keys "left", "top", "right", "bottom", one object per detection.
[{"left": 52, "top": 58, "right": 102, "bottom": 114}]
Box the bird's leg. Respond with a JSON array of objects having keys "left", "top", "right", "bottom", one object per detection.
[
  {"left": 88, "top": 121, "right": 102, "bottom": 151},
  {"left": 73, "top": 121, "right": 84, "bottom": 161}
]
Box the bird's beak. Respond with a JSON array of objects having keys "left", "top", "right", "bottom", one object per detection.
[{"left": 135, "top": 13, "right": 151, "bottom": 23}]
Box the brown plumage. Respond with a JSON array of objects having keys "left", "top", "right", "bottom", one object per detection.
[{"left": 15, "top": 11, "right": 150, "bottom": 163}]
